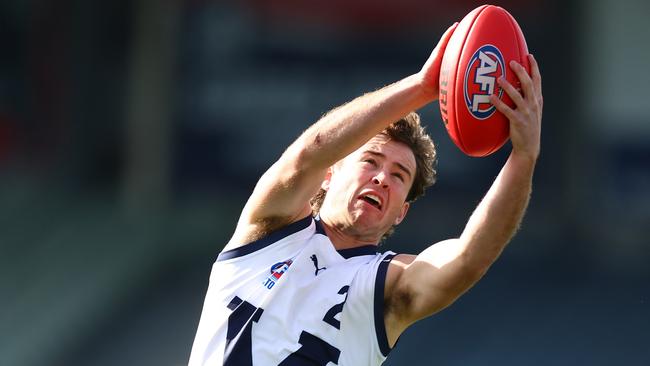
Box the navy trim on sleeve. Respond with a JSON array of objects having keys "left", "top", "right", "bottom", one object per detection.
[
  {"left": 374, "top": 253, "right": 396, "bottom": 357},
  {"left": 216, "top": 215, "right": 313, "bottom": 261}
]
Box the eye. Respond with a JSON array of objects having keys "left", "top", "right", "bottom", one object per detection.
[
  {"left": 363, "top": 158, "right": 377, "bottom": 166},
  {"left": 392, "top": 172, "right": 404, "bottom": 182}
]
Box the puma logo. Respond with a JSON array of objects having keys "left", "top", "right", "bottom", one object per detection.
[{"left": 310, "top": 254, "right": 326, "bottom": 276}]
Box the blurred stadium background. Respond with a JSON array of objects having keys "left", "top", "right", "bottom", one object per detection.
[{"left": 1, "top": 0, "right": 648, "bottom": 365}]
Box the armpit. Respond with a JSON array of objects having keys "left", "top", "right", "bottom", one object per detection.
[{"left": 234, "top": 215, "right": 301, "bottom": 246}]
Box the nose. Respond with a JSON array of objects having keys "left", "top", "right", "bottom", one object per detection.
[{"left": 372, "top": 172, "right": 389, "bottom": 188}]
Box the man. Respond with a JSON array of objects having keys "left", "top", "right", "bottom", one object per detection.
[{"left": 189, "top": 22, "right": 543, "bottom": 365}]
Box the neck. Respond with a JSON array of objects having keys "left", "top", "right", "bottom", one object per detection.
[{"left": 318, "top": 215, "right": 379, "bottom": 250}]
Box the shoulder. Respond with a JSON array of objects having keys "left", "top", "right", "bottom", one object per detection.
[
  {"left": 225, "top": 200, "right": 312, "bottom": 248},
  {"left": 227, "top": 215, "right": 295, "bottom": 250},
  {"left": 384, "top": 254, "right": 417, "bottom": 313},
  {"left": 218, "top": 215, "right": 315, "bottom": 262},
  {"left": 382, "top": 253, "right": 418, "bottom": 347}
]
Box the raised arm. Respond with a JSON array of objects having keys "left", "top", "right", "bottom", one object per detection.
[
  {"left": 385, "top": 54, "right": 543, "bottom": 345},
  {"left": 225, "top": 24, "right": 458, "bottom": 249}
]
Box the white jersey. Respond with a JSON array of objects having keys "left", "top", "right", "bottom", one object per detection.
[{"left": 188, "top": 215, "right": 396, "bottom": 366}]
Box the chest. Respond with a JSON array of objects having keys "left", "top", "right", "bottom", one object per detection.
[{"left": 217, "top": 240, "right": 374, "bottom": 365}]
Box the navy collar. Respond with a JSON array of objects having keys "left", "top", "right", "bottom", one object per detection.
[
  {"left": 314, "top": 216, "right": 378, "bottom": 258},
  {"left": 337, "top": 245, "right": 378, "bottom": 259}
]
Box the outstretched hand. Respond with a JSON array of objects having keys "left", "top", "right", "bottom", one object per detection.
[
  {"left": 417, "top": 22, "right": 458, "bottom": 98},
  {"left": 490, "top": 54, "right": 543, "bottom": 161}
]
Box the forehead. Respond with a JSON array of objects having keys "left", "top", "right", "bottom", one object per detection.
[{"left": 352, "top": 134, "right": 416, "bottom": 170}]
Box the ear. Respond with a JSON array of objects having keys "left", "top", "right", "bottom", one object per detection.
[
  {"left": 394, "top": 201, "right": 410, "bottom": 225},
  {"left": 321, "top": 167, "right": 333, "bottom": 191}
]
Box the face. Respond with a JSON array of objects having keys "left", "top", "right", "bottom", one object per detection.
[{"left": 320, "top": 134, "right": 416, "bottom": 242}]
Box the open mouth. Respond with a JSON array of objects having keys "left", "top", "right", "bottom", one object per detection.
[{"left": 360, "top": 194, "right": 382, "bottom": 210}]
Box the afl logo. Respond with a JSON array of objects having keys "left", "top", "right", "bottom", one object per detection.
[
  {"left": 270, "top": 260, "right": 293, "bottom": 279},
  {"left": 464, "top": 44, "right": 505, "bottom": 120},
  {"left": 263, "top": 259, "right": 293, "bottom": 290}
]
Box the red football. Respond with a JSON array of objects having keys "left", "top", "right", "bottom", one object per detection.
[{"left": 439, "top": 5, "right": 530, "bottom": 157}]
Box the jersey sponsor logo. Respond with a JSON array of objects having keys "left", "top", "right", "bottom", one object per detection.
[
  {"left": 310, "top": 254, "right": 326, "bottom": 276},
  {"left": 464, "top": 44, "right": 505, "bottom": 120},
  {"left": 262, "top": 259, "right": 292, "bottom": 290}
]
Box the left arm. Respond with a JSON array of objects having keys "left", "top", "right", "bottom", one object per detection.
[{"left": 385, "top": 55, "right": 543, "bottom": 345}]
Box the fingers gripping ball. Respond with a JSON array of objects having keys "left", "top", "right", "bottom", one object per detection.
[{"left": 439, "top": 5, "right": 530, "bottom": 157}]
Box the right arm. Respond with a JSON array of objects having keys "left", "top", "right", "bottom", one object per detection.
[
  {"left": 225, "top": 24, "right": 458, "bottom": 249},
  {"left": 383, "top": 55, "right": 543, "bottom": 346}
]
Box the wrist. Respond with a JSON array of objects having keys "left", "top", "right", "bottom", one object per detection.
[
  {"left": 509, "top": 149, "right": 539, "bottom": 169},
  {"left": 410, "top": 72, "right": 438, "bottom": 103}
]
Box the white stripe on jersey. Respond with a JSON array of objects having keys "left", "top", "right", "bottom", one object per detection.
[{"left": 188, "top": 216, "right": 396, "bottom": 366}]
